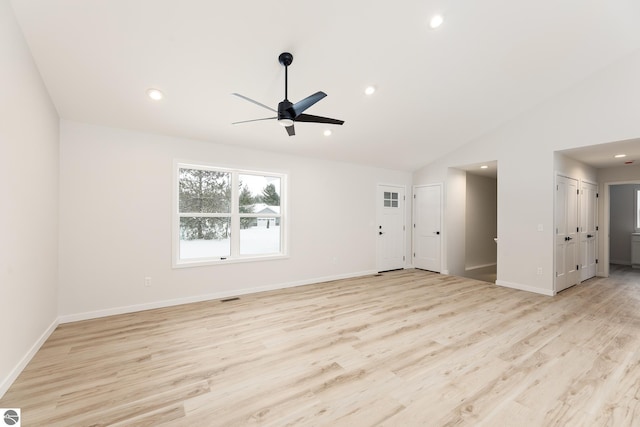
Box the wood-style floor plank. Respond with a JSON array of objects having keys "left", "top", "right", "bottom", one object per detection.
[{"left": 2, "top": 266, "right": 640, "bottom": 426}]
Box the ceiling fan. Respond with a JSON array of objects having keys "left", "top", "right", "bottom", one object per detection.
[{"left": 232, "top": 52, "right": 344, "bottom": 136}]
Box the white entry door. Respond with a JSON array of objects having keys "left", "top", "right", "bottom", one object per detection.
[
  {"left": 413, "top": 184, "right": 442, "bottom": 272},
  {"left": 580, "top": 181, "right": 598, "bottom": 281},
  {"left": 555, "top": 175, "right": 579, "bottom": 292},
  {"left": 376, "top": 185, "right": 406, "bottom": 272}
]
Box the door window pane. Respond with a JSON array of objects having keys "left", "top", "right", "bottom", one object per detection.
[{"left": 384, "top": 191, "right": 399, "bottom": 208}]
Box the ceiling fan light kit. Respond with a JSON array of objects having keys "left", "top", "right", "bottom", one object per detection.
[{"left": 232, "top": 52, "right": 344, "bottom": 136}]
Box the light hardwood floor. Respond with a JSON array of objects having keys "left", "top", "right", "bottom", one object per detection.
[{"left": 2, "top": 267, "right": 640, "bottom": 426}]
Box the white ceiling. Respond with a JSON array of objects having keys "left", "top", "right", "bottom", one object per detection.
[
  {"left": 560, "top": 137, "right": 640, "bottom": 169},
  {"left": 10, "top": 0, "right": 640, "bottom": 171}
]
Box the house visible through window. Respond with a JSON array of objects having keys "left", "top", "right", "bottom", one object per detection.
[{"left": 175, "top": 163, "right": 285, "bottom": 266}]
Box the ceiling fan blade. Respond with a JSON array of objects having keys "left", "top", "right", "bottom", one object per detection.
[
  {"left": 285, "top": 124, "right": 295, "bottom": 136},
  {"left": 294, "top": 113, "right": 344, "bottom": 125},
  {"left": 232, "top": 93, "right": 277, "bottom": 113},
  {"left": 232, "top": 117, "right": 277, "bottom": 125},
  {"left": 291, "top": 91, "right": 327, "bottom": 117}
]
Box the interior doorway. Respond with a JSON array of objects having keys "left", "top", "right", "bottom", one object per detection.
[
  {"left": 451, "top": 161, "right": 498, "bottom": 283},
  {"left": 604, "top": 181, "right": 640, "bottom": 276}
]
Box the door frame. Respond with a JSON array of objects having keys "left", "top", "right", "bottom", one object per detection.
[
  {"left": 601, "top": 179, "right": 640, "bottom": 277},
  {"left": 376, "top": 183, "right": 407, "bottom": 272},
  {"left": 579, "top": 179, "right": 598, "bottom": 282},
  {"left": 412, "top": 183, "right": 444, "bottom": 273},
  {"left": 554, "top": 173, "right": 580, "bottom": 293}
]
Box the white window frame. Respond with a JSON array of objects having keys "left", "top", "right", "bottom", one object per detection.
[{"left": 173, "top": 161, "right": 287, "bottom": 268}]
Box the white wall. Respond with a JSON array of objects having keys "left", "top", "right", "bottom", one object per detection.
[
  {"left": 58, "top": 120, "right": 412, "bottom": 319},
  {"left": 0, "top": 0, "right": 59, "bottom": 396},
  {"left": 554, "top": 153, "right": 598, "bottom": 184},
  {"left": 609, "top": 184, "right": 639, "bottom": 264},
  {"left": 414, "top": 48, "right": 640, "bottom": 295},
  {"left": 465, "top": 174, "right": 497, "bottom": 270}
]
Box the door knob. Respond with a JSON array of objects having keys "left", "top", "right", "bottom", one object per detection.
[
  {"left": 379, "top": 231, "right": 384, "bottom": 235},
  {"left": 434, "top": 231, "right": 440, "bottom": 235},
  {"left": 587, "top": 234, "right": 593, "bottom": 238}
]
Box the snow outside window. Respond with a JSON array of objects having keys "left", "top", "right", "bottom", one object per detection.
[{"left": 175, "top": 163, "right": 285, "bottom": 266}]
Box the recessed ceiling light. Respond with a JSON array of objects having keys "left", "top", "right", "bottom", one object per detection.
[
  {"left": 364, "top": 86, "right": 376, "bottom": 95},
  {"left": 324, "top": 129, "right": 332, "bottom": 137},
  {"left": 614, "top": 154, "right": 627, "bottom": 158},
  {"left": 480, "top": 165, "right": 488, "bottom": 169},
  {"left": 430, "top": 14, "right": 444, "bottom": 29},
  {"left": 146, "top": 88, "right": 164, "bottom": 101}
]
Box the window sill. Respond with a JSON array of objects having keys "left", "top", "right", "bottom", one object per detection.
[{"left": 173, "top": 254, "right": 289, "bottom": 269}]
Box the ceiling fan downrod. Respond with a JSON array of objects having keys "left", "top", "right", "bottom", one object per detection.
[{"left": 278, "top": 52, "right": 293, "bottom": 101}]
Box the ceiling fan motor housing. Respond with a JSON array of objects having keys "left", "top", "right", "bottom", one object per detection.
[{"left": 277, "top": 100, "right": 295, "bottom": 121}]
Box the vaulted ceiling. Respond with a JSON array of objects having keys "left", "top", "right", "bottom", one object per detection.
[{"left": 11, "top": 0, "right": 640, "bottom": 171}]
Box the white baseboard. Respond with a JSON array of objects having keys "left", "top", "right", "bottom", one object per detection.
[
  {"left": 59, "top": 270, "right": 378, "bottom": 324},
  {"left": 0, "top": 317, "right": 59, "bottom": 399},
  {"left": 465, "top": 262, "right": 497, "bottom": 271},
  {"left": 495, "top": 280, "right": 555, "bottom": 296},
  {"left": 610, "top": 259, "right": 631, "bottom": 266}
]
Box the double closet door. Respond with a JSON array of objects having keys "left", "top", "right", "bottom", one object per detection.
[{"left": 555, "top": 176, "right": 597, "bottom": 293}]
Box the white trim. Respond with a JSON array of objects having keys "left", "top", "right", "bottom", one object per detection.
[
  {"left": 376, "top": 183, "right": 408, "bottom": 272},
  {"left": 610, "top": 259, "right": 631, "bottom": 266},
  {"left": 412, "top": 182, "right": 444, "bottom": 273},
  {"left": 173, "top": 160, "right": 288, "bottom": 268},
  {"left": 496, "top": 279, "right": 555, "bottom": 296},
  {"left": 602, "top": 180, "right": 640, "bottom": 278},
  {"left": 635, "top": 187, "right": 640, "bottom": 233},
  {"left": 465, "top": 262, "right": 497, "bottom": 271},
  {"left": 0, "top": 318, "right": 59, "bottom": 399},
  {"left": 58, "top": 270, "right": 377, "bottom": 324}
]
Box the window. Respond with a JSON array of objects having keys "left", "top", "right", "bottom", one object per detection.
[
  {"left": 175, "top": 163, "right": 285, "bottom": 266},
  {"left": 383, "top": 191, "right": 399, "bottom": 208}
]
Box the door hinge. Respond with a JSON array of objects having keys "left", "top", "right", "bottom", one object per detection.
[
  {"left": 414, "top": 194, "right": 416, "bottom": 199},
  {"left": 576, "top": 227, "right": 579, "bottom": 232},
  {"left": 413, "top": 252, "right": 416, "bottom": 257},
  {"left": 596, "top": 193, "right": 599, "bottom": 198},
  {"left": 403, "top": 225, "right": 405, "bottom": 231},
  {"left": 596, "top": 259, "right": 599, "bottom": 264},
  {"left": 577, "top": 265, "right": 579, "bottom": 270},
  {"left": 403, "top": 256, "right": 405, "bottom": 261},
  {"left": 414, "top": 224, "right": 416, "bottom": 228},
  {"left": 577, "top": 189, "right": 580, "bottom": 195},
  {"left": 596, "top": 226, "right": 599, "bottom": 231}
]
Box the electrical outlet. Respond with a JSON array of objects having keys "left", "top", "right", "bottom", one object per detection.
[
  {"left": 536, "top": 267, "right": 543, "bottom": 276},
  {"left": 144, "top": 276, "right": 151, "bottom": 287}
]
